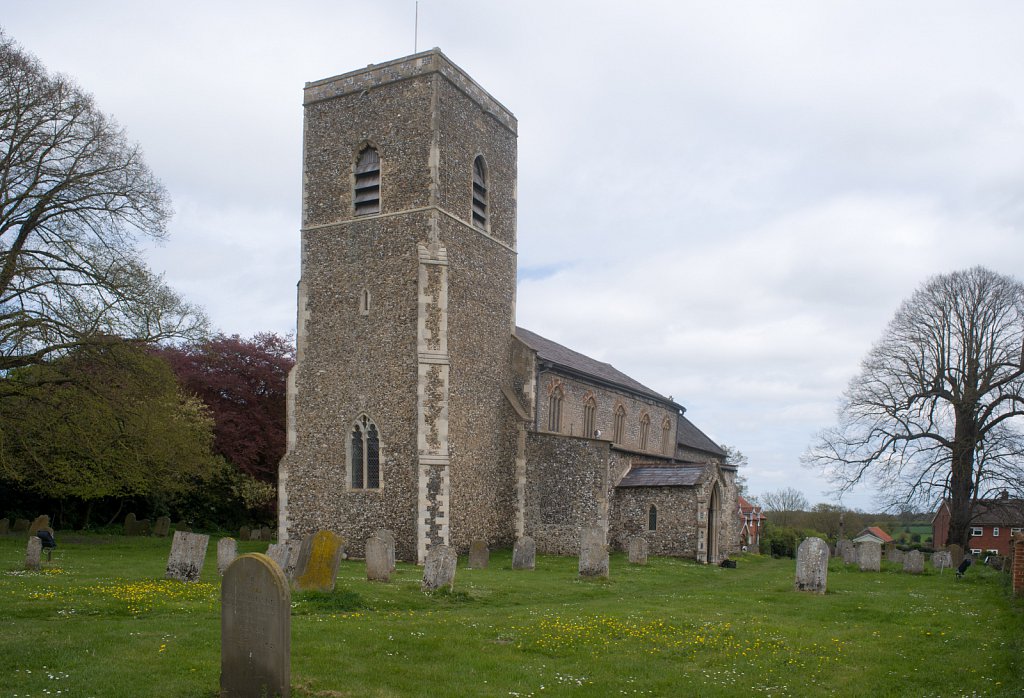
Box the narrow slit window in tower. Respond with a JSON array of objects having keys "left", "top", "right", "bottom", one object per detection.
[{"left": 472, "top": 155, "right": 488, "bottom": 229}]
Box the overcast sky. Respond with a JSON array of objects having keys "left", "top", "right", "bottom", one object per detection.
[{"left": 6, "top": 1, "right": 1024, "bottom": 511}]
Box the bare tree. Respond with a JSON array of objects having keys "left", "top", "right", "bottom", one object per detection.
[
  {"left": 805, "top": 267, "right": 1024, "bottom": 549},
  {"left": 0, "top": 30, "right": 206, "bottom": 375},
  {"left": 759, "top": 487, "right": 810, "bottom": 512},
  {"left": 720, "top": 444, "right": 749, "bottom": 494}
]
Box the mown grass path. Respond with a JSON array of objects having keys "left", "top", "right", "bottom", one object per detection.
[{"left": 1, "top": 535, "right": 1021, "bottom": 697}]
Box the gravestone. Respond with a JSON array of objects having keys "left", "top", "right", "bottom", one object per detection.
[
  {"left": 266, "top": 542, "right": 289, "bottom": 573},
  {"left": 260, "top": 526, "right": 273, "bottom": 542},
  {"left": 837, "top": 539, "right": 856, "bottom": 564},
  {"left": 857, "top": 540, "right": 881, "bottom": 572},
  {"left": 293, "top": 531, "right": 344, "bottom": 592},
  {"left": 888, "top": 548, "right": 905, "bottom": 564},
  {"left": 221, "top": 554, "right": 290, "bottom": 698},
  {"left": 578, "top": 525, "right": 609, "bottom": 578},
  {"left": 512, "top": 536, "right": 536, "bottom": 570},
  {"left": 932, "top": 550, "right": 952, "bottom": 571},
  {"left": 365, "top": 536, "right": 391, "bottom": 582},
  {"left": 13, "top": 518, "right": 29, "bottom": 533},
  {"left": 239, "top": 526, "right": 251, "bottom": 542},
  {"left": 282, "top": 541, "right": 302, "bottom": 581},
  {"left": 218, "top": 538, "right": 239, "bottom": 576},
  {"left": 124, "top": 513, "right": 138, "bottom": 536},
  {"left": 174, "top": 520, "right": 191, "bottom": 533},
  {"left": 0, "top": 518, "right": 8, "bottom": 535},
  {"left": 28, "top": 515, "right": 51, "bottom": 536},
  {"left": 903, "top": 549, "right": 925, "bottom": 574},
  {"left": 26, "top": 536, "right": 42, "bottom": 571},
  {"left": 421, "top": 545, "right": 457, "bottom": 592},
  {"left": 794, "top": 537, "right": 829, "bottom": 594},
  {"left": 948, "top": 544, "right": 964, "bottom": 569},
  {"left": 154, "top": 516, "right": 171, "bottom": 537},
  {"left": 468, "top": 540, "right": 489, "bottom": 569},
  {"left": 165, "top": 531, "right": 210, "bottom": 582},
  {"left": 375, "top": 529, "right": 396, "bottom": 571},
  {"left": 136, "top": 519, "right": 152, "bottom": 536},
  {"left": 628, "top": 536, "right": 648, "bottom": 565},
  {"left": 250, "top": 528, "right": 262, "bottom": 541}
]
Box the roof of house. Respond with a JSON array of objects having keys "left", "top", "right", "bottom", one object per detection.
[
  {"left": 617, "top": 463, "right": 707, "bottom": 488},
  {"left": 738, "top": 495, "right": 766, "bottom": 519},
  {"left": 514, "top": 327, "right": 672, "bottom": 404},
  {"left": 932, "top": 496, "right": 1024, "bottom": 526},
  {"left": 854, "top": 526, "right": 894, "bottom": 544},
  {"left": 676, "top": 414, "right": 727, "bottom": 457}
]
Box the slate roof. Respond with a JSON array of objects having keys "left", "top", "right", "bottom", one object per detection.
[
  {"left": 514, "top": 327, "right": 671, "bottom": 404},
  {"left": 676, "top": 414, "right": 726, "bottom": 457},
  {"left": 969, "top": 498, "right": 1024, "bottom": 526},
  {"left": 617, "top": 464, "right": 707, "bottom": 488}
]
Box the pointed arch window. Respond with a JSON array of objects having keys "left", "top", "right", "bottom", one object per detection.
[
  {"left": 613, "top": 405, "right": 626, "bottom": 444},
  {"left": 350, "top": 415, "right": 380, "bottom": 489},
  {"left": 548, "top": 386, "right": 563, "bottom": 433},
  {"left": 639, "top": 413, "right": 651, "bottom": 451},
  {"left": 661, "top": 417, "right": 672, "bottom": 455},
  {"left": 472, "top": 155, "right": 488, "bottom": 229},
  {"left": 648, "top": 505, "right": 658, "bottom": 531},
  {"left": 354, "top": 146, "right": 380, "bottom": 216},
  {"left": 582, "top": 396, "right": 596, "bottom": 438}
]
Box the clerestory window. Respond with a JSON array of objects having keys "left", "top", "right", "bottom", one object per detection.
[
  {"left": 613, "top": 405, "right": 626, "bottom": 444},
  {"left": 661, "top": 417, "right": 672, "bottom": 455},
  {"left": 639, "top": 413, "right": 651, "bottom": 451},
  {"left": 583, "top": 396, "right": 596, "bottom": 438},
  {"left": 354, "top": 146, "right": 381, "bottom": 216},
  {"left": 350, "top": 415, "right": 380, "bottom": 489},
  {"left": 472, "top": 155, "right": 488, "bottom": 229},
  {"left": 548, "top": 386, "right": 563, "bottom": 433}
]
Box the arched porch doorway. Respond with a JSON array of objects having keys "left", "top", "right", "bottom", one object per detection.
[{"left": 705, "top": 483, "right": 721, "bottom": 564}]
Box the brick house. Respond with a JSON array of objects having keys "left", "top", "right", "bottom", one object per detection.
[
  {"left": 932, "top": 493, "right": 1024, "bottom": 556},
  {"left": 737, "top": 496, "right": 765, "bottom": 550}
]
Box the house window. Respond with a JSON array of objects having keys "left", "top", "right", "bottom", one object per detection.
[
  {"left": 970, "top": 548, "right": 982, "bottom": 555},
  {"left": 547, "top": 387, "right": 563, "bottom": 433},
  {"left": 350, "top": 415, "right": 380, "bottom": 489},
  {"left": 639, "top": 413, "right": 651, "bottom": 451},
  {"left": 993, "top": 527, "right": 1000, "bottom": 537},
  {"left": 1011, "top": 528, "right": 1023, "bottom": 536},
  {"left": 613, "top": 405, "right": 626, "bottom": 444},
  {"left": 472, "top": 155, "right": 488, "bottom": 229},
  {"left": 354, "top": 146, "right": 381, "bottom": 216},
  {"left": 648, "top": 505, "right": 657, "bottom": 531},
  {"left": 583, "top": 396, "right": 596, "bottom": 437},
  {"left": 986, "top": 549, "right": 999, "bottom": 555},
  {"left": 970, "top": 527, "right": 983, "bottom": 537},
  {"left": 661, "top": 417, "right": 672, "bottom": 454}
]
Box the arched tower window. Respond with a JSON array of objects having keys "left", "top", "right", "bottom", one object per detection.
[
  {"left": 582, "top": 396, "right": 596, "bottom": 438},
  {"left": 639, "top": 413, "right": 651, "bottom": 451},
  {"left": 471, "top": 155, "right": 488, "bottom": 229},
  {"left": 548, "top": 386, "right": 563, "bottom": 433},
  {"left": 350, "top": 415, "right": 380, "bottom": 489},
  {"left": 648, "top": 505, "right": 658, "bottom": 531},
  {"left": 354, "top": 146, "right": 380, "bottom": 216},
  {"left": 661, "top": 417, "right": 672, "bottom": 454},
  {"left": 613, "top": 405, "right": 626, "bottom": 444}
]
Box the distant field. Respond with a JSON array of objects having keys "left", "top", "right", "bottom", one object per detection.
[{"left": 1, "top": 534, "right": 1021, "bottom": 697}]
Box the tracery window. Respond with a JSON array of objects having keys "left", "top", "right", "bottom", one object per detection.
[
  {"left": 613, "top": 405, "right": 626, "bottom": 444},
  {"left": 548, "top": 386, "right": 563, "bottom": 433},
  {"left": 354, "top": 146, "right": 381, "bottom": 216},
  {"left": 639, "top": 413, "right": 651, "bottom": 451},
  {"left": 583, "top": 396, "right": 596, "bottom": 438},
  {"left": 350, "top": 415, "right": 380, "bottom": 489},
  {"left": 472, "top": 155, "right": 488, "bottom": 229}
]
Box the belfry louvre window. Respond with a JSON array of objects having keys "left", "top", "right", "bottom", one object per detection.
[
  {"left": 583, "top": 397, "right": 596, "bottom": 437},
  {"left": 548, "top": 387, "right": 563, "bottom": 433},
  {"left": 472, "top": 155, "right": 488, "bottom": 229},
  {"left": 350, "top": 415, "right": 380, "bottom": 489},
  {"left": 613, "top": 405, "right": 626, "bottom": 444},
  {"left": 639, "top": 414, "right": 651, "bottom": 451},
  {"left": 354, "top": 147, "right": 380, "bottom": 216}
]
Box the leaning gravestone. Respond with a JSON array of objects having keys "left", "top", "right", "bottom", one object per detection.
[
  {"left": 124, "top": 513, "right": 138, "bottom": 536},
  {"left": 903, "top": 549, "right": 925, "bottom": 574},
  {"left": 13, "top": 518, "right": 29, "bottom": 533},
  {"left": 948, "top": 544, "right": 964, "bottom": 569},
  {"left": 166, "top": 531, "right": 210, "bottom": 582},
  {"left": 26, "top": 536, "right": 42, "bottom": 571},
  {"left": 293, "top": 531, "right": 344, "bottom": 592},
  {"left": 218, "top": 538, "right": 239, "bottom": 576},
  {"left": 628, "top": 536, "right": 649, "bottom": 565},
  {"left": 468, "top": 540, "right": 489, "bottom": 569},
  {"left": 857, "top": 540, "right": 882, "bottom": 572},
  {"left": 932, "top": 550, "right": 952, "bottom": 571},
  {"left": 375, "top": 529, "right": 396, "bottom": 571},
  {"left": 579, "top": 525, "right": 609, "bottom": 578},
  {"left": 221, "top": 554, "right": 290, "bottom": 698},
  {"left": 28, "top": 515, "right": 51, "bottom": 536},
  {"left": 512, "top": 536, "right": 536, "bottom": 570},
  {"left": 794, "top": 537, "right": 829, "bottom": 594},
  {"left": 365, "top": 536, "right": 391, "bottom": 582},
  {"left": 421, "top": 545, "right": 458, "bottom": 591},
  {"left": 0, "top": 518, "right": 9, "bottom": 535},
  {"left": 154, "top": 516, "right": 171, "bottom": 537}
]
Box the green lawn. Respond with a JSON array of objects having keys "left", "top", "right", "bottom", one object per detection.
[{"left": 1, "top": 534, "right": 1021, "bottom": 697}]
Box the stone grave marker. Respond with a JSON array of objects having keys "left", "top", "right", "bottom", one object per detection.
[
  {"left": 628, "top": 536, "right": 648, "bottom": 565},
  {"left": 948, "top": 544, "right": 964, "bottom": 569},
  {"left": 239, "top": 526, "right": 251, "bottom": 541},
  {"left": 137, "top": 519, "right": 152, "bottom": 536},
  {"left": 218, "top": 538, "right": 239, "bottom": 576},
  {"left": 365, "top": 536, "right": 391, "bottom": 582},
  {"left": 794, "top": 537, "right": 829, "bottom": 594},
  {"left": 468, "top": 540, "right": 489, "bottom": 569},
  {"left": 221, "top": 553, "right": 290, "bottom": 698},
  {"left": 932, "top": 550, "right": 952, "bottom": 571},
  {"left": 28, "top": 515, "right": 51, "bottom": 536},
  {"left": 165, "top": 531, "right": 210, "bottom": 582},
  {"left": 375, "top": 529, "right": 396, "bottom": 571},
  {"left": 282, "top": 541, "right": 302, "bottom": 581},
  {"left": 26, "top": 536, "right": 42, "bottom": 571},
  {"left": 857, "top": 540, "right": 881, "bottom": 572},
  {"left": 13, "top": 518, "right": 29, "bottom": 533},
  {"left": 421, "top": 545, "right": 457, "bottom": 591},
  {"left": 0, "top": 518, "right": 9, "bottom": 535},
  {"left": 154, "top": 516, "right": 171, "bottom": 537},
  {"left": 293, "top": 531, "right": 344, "bottom": 592},
  {"left": 260, "top": 526, "right": 273, "bottom": 542},
  {"left": 512, "top": 536, "right": 536, "bottom": 570},
  {"left": 250, "top": 528, "right": 262, "bottom": 541},
  {"left": 903, "top": 549, "right": 925, "bottom": 574},
  {"left": 579, "top": 525, "right": 609, "bottom": 578},
  {"left": 174, "top": 520, "right": 191, "bottom": 533},
  {"left": 124, "top": 513, "right": 138, "bottom": 536},
  {"left": 266, "top": 542, "right": 288, "bottom": 573},
  {"left": 887, "top": 547, "right": 905, "bottom": 564}
]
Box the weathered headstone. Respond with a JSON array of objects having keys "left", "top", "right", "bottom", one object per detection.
[
  {"left": 266, "top": 542, "right": 288, "bottom": 573},
  {"left": 136, "top": 518, "right": 152, "bottom": 537},
  {"left": 421, "top": 545, "right": 457, "bottom": 591},
  {"left": 165, "top": 531, "right": 210, "bottom": 582},
  {"left": 0, "top": 518, "right": 9, "bottom": 535},
  {"left": 628, "top": 536, "right": 649, "bottom": 565},
  {"left": 365, "top": 536, "right": 391, "bottom": 582},
  {"left": 221, "top": 554, "right": 290, "bottom": 698},
  {"left": 794, "top": 537, "right": 829, "bottom": 594},
  {"left": 218, "top": 538, "right": 239, "bottom": 576},
  {"left": 948, "top": 544, "right": 964, "bottom": 569},
  {"left": 512, "top": 536, "right": 536, "bottom": 570},
  {"left": 837, "top": 539, "right": 856, "bottom": 564},
  {"left": 250, "top": 528, "right": 262, "bottom": 541},
  {"left": 124, "top": 513, "right": 138, "bottom": 536},
  {"left": 857, "top": 540, "right": 881, "bottom": 572},
  {"left": 25, "top": 536, "right": 42, "bottom": 571},
  {"left": 260, "top": 526, "right": 273, "bottom": 542},
  {"left": 579, "top": 525, "right": 609, "bottom": 578},
  {"left": 28, "top": 515, "right": 51, "bottom": 536},
  {"left": 375, "top": 529, "right": 396, "bottom": 571},
  {"left": 903, "top": 549, "right": 925, "bottom": 574},
  {"left": 293, "top": 531, "right": 344, "bottom": 592},
  {"left": 468, "top": 540, "right": 489, "bottom": 569},
  {"left": 239, "top": 526, "right": 251, "bottom": 542},
  {"left": 282, "top": 541, "right": 302, "bottom": 581},
  {"left": 932, "top": 550, "right": 952, "bottom": 571},
  {"left": 13, "top": 518, "right": 29, "bottom": 533},
  {"left": 154, "top": 516, "right": 171, "bottom": 537}
]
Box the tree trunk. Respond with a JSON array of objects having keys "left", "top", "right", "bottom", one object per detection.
[{"left": 946, "top": 414, "right": 978, "bottom": 549}]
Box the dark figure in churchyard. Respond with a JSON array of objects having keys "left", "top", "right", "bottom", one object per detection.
[
  {"left": 955, "top": 557, "right": 973, "bottom": 580},
  {"left": 720, "top": 558, "right": 737, "bottom": 568},
  {"left": 36, "top": 530, "right": 56, "bottom": 560}
]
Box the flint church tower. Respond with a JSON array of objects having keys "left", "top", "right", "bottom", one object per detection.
[{"left": 280, "top": 50, "right": 520, "bottom": 562}]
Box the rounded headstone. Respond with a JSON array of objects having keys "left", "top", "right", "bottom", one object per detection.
[{"left": 794, "top": 537, "right": 829, "bottom": 593}]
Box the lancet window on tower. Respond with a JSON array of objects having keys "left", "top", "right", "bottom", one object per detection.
[
  {"left": 350, "top": 415, "right": 380, "bottom": 489},
  {"left": 472, "top": 155, "right": 488, "bottom": 229},
  {"left": 354, "top": 146, "right": 380, "bottom": 216}
]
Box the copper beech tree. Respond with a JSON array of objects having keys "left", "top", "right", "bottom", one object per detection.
[{"left": 806, "top": 267, "right": 1024, "bottom": 549}]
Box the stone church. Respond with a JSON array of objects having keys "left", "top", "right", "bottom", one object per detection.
[{"left": 279, "top": 49, "right": 740, "bottom": 564}]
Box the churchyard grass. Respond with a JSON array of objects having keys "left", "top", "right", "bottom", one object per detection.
[{"left": 1, "top": 535, "right": 1021, "bottom": 697}]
